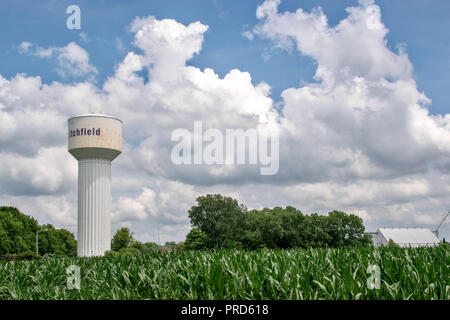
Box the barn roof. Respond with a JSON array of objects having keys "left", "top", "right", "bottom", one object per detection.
[{"left": 377, "top": 228, "right": 440, "bottom": 246}]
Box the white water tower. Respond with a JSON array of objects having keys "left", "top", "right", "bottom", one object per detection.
[{"left": 68, "top": 114, "right": 122, "bottom": 257}]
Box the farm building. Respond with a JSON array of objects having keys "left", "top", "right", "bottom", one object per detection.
[{"left": 370, "top": 228, "right": 440, "bottom": 248}]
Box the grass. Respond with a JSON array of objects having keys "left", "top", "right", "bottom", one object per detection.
[{"left": 0, "top": 246, "right": 448, "bottom": 300}]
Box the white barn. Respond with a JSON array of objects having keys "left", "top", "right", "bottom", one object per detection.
[{"left": 371, "top": 228, "right": 440, "bottom": 248}]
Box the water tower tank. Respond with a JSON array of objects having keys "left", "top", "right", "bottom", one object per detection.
[{"left": 68, "top": 114, "right": 122, "bottom": 257}]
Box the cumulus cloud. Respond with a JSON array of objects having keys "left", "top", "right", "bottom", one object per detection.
[
  {"left": 0, "top": 147, "right": 76, "bottom": 196},
  {"left": 112, "top": 181, "right": 198, "bottom": 225},
  {"left": 18, "top": 41, "right": 98, "bottom": 79},
  {"left": 129, "top": 16, "right": 208, "bottom": 79},
  {"left": 2, "top": 1, "right": 450, "bottom": 242},
  {"left": 253, "top": 0, "right": 412, "bottom": 81},
  {"left": 250, "top": 0, "right": 450, "bottom": 183},
  {"left": 242, "top": 30, "right": 254, "bottom": 41}
]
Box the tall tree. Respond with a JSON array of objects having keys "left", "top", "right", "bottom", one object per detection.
[
  {"left": 163, "top": 241, "right": 177, "bottom": 251},
  {"left": 37, "top": 224, "right": 77, "bottom": 256},
  {"left": 111, "top": 227, "right": 135, "bottom": 251},
  {"left": 0, "top": 207, "right": 39, "bottom": 255},
  {"left": 0, "top": 207, "right": 76, "bottom": 257},
  {"left": 323, "top": 211, "right": 371, "bottom": 247},
  {"left": 184, "top": 228, "right": 209, "bottom": 250},
  {"left": 188, "top": 194, "right": 246, "bottom": 248},
  {"left": 142, "top": 242, "right": 159, "bottom": 253}
]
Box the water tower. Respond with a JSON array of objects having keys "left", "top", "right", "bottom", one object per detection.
[{"left": 68, "top": 114, "right": 122, "bottom": 257}]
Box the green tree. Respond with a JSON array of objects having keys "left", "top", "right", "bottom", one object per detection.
[
  {"left": 0, "top": 207, "right": 39, "bottom": 256},
  {"left": 163, "top": 241, "right": 177, "bottom": 251},
  {"left": 278, "top": 206, "right": 308, "bottom": 248},
  {"left": 184, "top": 228, "right": 209, "bottom": 250},
  {"left": 242, "top": 207, "right": 308, "bottom": 249},
  {"left": 258, "top": 207, "right": 284, "bottom": 248},
  {"left": 37, "top": 224, "right": 76, "bottom": 256},
  {"left": 142, "top": 242, "right": 159, "bottom": 253},
  {"left": 175, "top": 241, "right": 185, "bottom": 251},
  {"left": 325, "top": 211, "right": 371, "bottom": 247},
  {"left": 129, "top": 240, "right": 145, "bottom": 252},
  {"left": 111, "top": 227, "right": 134, "bottom": 251},
  {"left": 0, "top": 207, "right": 76, "bottom": 257},
  {"left": 241, "top": 210, "right": 264, "bottom": 249},
  {"left": 305, "top": 213, "right": 330, "bottom": 247},
  {"left": 0, "top": 225, "right": 10, "bottom": 254},
  {"left": 188, "top": 194, "right": 246, "bottom": 248},
  {"left": 55, "top": 228, "right": 77, "bottom": 256}
]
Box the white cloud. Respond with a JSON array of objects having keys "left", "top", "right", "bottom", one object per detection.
[
  {"left": 114, "top": 52, "right": 143, "bottom": 83},
  {"left": 18, "top": 41, "right": 98, "bottom": 79},
  {"left": 0, "top": 147, "right": 76, "bottom": 196},
  {"left": 128, "top": 16, "right": 208, "bottom": 81},
  {"left": 242, "top": 30, "right": 254, "bottom": 41},
  {"left": 253, "top": 0, "right": 412, "bottom": 81},
  {"left": 113, "top": 195, "right": 147, "bottom": 222},
  {"left": 55, "top": 42, "right": 98, "bottom": 78},
  {"left": 352, "top": 209, "right": 372, "bottom": 222},
  {"left": 112, "top": 181, "right": 198, "bottom": 225}
]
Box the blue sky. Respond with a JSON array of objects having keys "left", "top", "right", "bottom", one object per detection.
[
  {"left": 1, "top": 0, "right": 450, "bottom": 242},
  {"left": 1, "top": 0, "right": 449, "bottom": 113}
]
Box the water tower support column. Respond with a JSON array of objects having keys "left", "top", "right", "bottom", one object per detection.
[{"left": 78, "top": 159, "right": 111, "bottom": 257}]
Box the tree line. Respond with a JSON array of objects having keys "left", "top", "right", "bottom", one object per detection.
[
  {"left": 0, "top": 206, "right": 76, "bottom": 259},
  {"left": 107, "top": 227, "right": 184, "bottom": 256},
  {"left": 184, "top": 194, "right": 372, "bottom": 250},
  {"left": 1, "top": 194, "right": 372, "bottom": 258}
]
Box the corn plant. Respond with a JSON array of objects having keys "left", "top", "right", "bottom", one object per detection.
[{"left": 0, "top": 246, "right": 448, "bottom": 300}]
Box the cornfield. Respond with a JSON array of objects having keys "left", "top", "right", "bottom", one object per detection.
[{"left": 0, "top": 246, "right": 448, "bottom": 300}]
